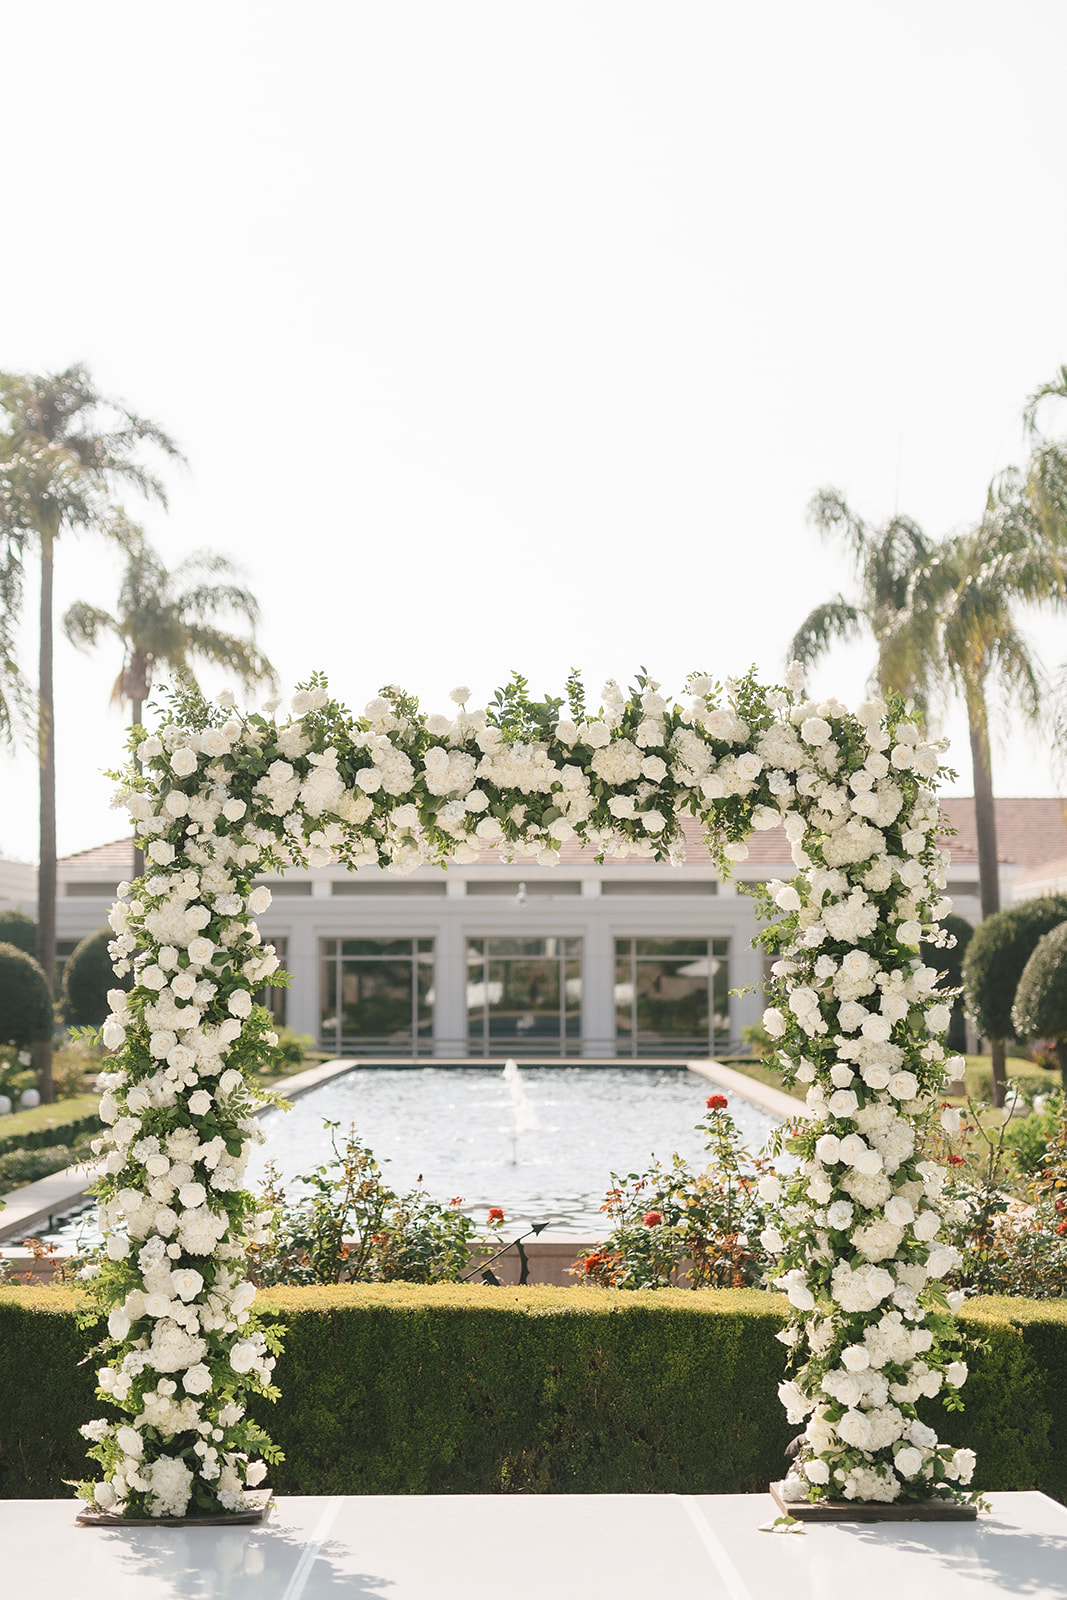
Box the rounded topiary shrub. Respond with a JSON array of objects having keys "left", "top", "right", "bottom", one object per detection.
[
  {"left": 0, "top": 942, "right": 54, "bottom": 1047},
  {"left": 923, "top": 913, "right": 973, "bottom": 1053},
  {"left": 963, "top": 896, "right": 1067, "bottom": 1044},
  {"left": 1012, "top": 921, "right": 1067, "bottom": 1089},
  {"left": 0, "top": 909, "right": 37, "bottom": 959},
  {"left": 62, "top": 929, "right": 128, "bottom": 1028}
]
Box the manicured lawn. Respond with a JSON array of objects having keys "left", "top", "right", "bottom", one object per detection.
[{"left": 0, "top": 1094, "right": 101, "bottom": 1142}]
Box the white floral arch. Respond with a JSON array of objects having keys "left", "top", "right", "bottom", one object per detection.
[{"left": 82, "top": 666, "right": 975, "bottom": 1517}]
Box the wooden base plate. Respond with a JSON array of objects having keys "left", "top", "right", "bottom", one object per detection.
[
  {"left": 76, "top": 1488, "right": 273, "bottom": 1527},
  {"left": 770, "top": 1482, "right": 977, "bottom": 1522}
]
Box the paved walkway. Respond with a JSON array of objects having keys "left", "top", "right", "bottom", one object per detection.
[{"left": 4, "top": 1492, "right": 1064, "bottom": 1599}]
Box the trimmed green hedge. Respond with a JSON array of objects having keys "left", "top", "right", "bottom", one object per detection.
[
  {"left": 1, "top": 1285, "right": 1065, "bottom": 1500},
  {"left": 0, "top": 1108, "right": 101, "bottom": 1160}
]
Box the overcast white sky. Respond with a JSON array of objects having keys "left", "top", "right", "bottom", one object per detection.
[{"left": 2, "top": 1, "right": 1066, "bottom": 862}]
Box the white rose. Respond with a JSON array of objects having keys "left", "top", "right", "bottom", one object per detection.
[
  {"left": 94, "top": 1481, "right": 118, "bottom": 1509},
  {"left": 888, "top": 1071, "right": 918, "bottom": 1100},
  {"left": 815, "top": 1134, "right": 841, "bottom": 1164},
  {"left": 724, "top": 841, "right": 749, "bottom": 862},
  {"left": 449, "top": 686, "right": 471, "bottom": 704},
  {"left": 640, "top": 756, "right": 667, "bottom": 782},
  {"left": 228, "top": 990, "right": 253, "bottom": 1018},
  {"left": 245, "top": 1459, "right": 268, "bottom": 1486},
  {"left": 895, "top": 1446, "right": 923, "bottom": 1478},
  {"left": 148, "top": 840, "right": 176, "bottom": 866},
  {"left": 884, "top": 1196, "right": 915, "bottom": 1226},
  {"left": 804, "top": 1458, "right": 830, "bottom": 1484},
  {"left": 946, "top": 1361, "right": 968, "bottom": 1388},
  {"left": 292, "top": 690, "right": 315, "bottom": 715},
  {"left": 800, "top": 716, "right": 831, "bottom": 746},
  {"left": 762, "top": 1007, "right": 786, "bottom": 1038},
  {"left": 108, "top": 1307, "right": 131, "bottom": 1339},
  {"left": 828, "top": 1089, "right": 859, "bottom": 1118},
  {"left": 775, "top": 886, "right": 802, "bottom": 912},
  {"left": 172, "top": 1269, "right": 205, "bottom": 1301},
  {"left": 189, "top": 1090, "right": 212, "bottom": 1115},
  {"left": 102, "top": 1021, "right": 126, "bottom": 1050},
  {"left": 188, "top": 937, "right": 215, "bottom": 966},
  {"left": 248, "top": 886, "right": 272, "bottom": 915},
  {"left": 925, "top": 1244, "right": 960, "bottom": 1279},
  {"left": 171, "top": 748, "right": 198, "bottom": 777},
  {"left": 837, "top": 1409, "right": 872, "bottom": 1448},
  {"left": 861, "top": 1015, "right": 893, "bottom": 1043},
  {"left": 229, "top": 1340, "right": 258, "bottom": 1374},
  {"left": 222, "top": 798, "right": 247, "bottom": 822},
  {"left": 757, "top": 1174, "right": 782, "bottom": 1202},
  {"left": 474, "top": 817, "right": 504, "bottom": 842},
  {"left": 179, "top": 1182, "right": 207, "bottom": 1209},
  {"left": 841, "top": 1345, "right": 870, "bottom": 1371}
]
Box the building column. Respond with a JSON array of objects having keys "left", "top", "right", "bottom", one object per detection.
[
  {"left": 582, "top": 919, "right": 616, "bottom": 1057},
  {"left": 284, "top": 921, "right": 320, "bottom": 1042},
  {"left": 434, "top": 918, "right": 468, "bottom": 1057}
]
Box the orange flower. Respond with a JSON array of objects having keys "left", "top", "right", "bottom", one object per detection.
[
  {"left": 643, "top": 1211, "right": 664, "bottom": 1227},
  {"left": 488, "top": 1206, "right": 504, "bottom": 1223}
]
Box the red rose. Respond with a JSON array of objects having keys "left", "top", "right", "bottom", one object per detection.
[
  {"left": 449, "top": 1197, "right": 464, "bottom": 1208},
  {"left": 947, "top": 1154, "right": 965, "bottom": 1166},
  {"left": 1057, "top": 1219, "right": 1067, "bottom": 1236},
  {"left": 643, "top": 1211, "right": 663, "bottom": 1227},
  {"left": 706, "top": 1094, "right": 728, "bottom": 1110},
  {"left": 488, "top": 1206, "right": 504, "bottom": 1223}
]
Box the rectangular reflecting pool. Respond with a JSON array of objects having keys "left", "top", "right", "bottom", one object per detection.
[{"left": 245, "top": 1064, "right": 781, "bottom": 1232}]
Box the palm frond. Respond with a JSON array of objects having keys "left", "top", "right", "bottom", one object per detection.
[
  {"left": 787, "top": 597, "right": 864, "bottom": 670},
  {"left": 807, "top": 488, "right": 870, "bottom": 568},
  {"left": 63, "top": 601, "right": 117, "bottom": 652},
  {"left": 1024, "top": 364, "right": 1067, "bottom": 435}
]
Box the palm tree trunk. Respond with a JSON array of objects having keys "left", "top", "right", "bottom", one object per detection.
[
  {"left": 131, "top": 694, "right": 144, "bottom": 883},
  {"left": 967, "top": 685, "right": 1007, "bottom": 1107},
  {"left": 35, "top": 527, "right": 56, "bottom": 1103}
]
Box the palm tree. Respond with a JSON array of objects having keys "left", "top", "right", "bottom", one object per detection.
[
  {"left": 0, "top": 365, "right": 183, "bottom": 1099},
  {"left": 790, "top": 479, "right": 1066, "bottom": 1103},
  {"left": 64, "top": 539, "right": 277, "bottom": 875}
]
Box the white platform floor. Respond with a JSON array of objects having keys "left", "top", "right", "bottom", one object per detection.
[{"left": 4, "top": 1491, "right": 1065, "bottom": 1600}]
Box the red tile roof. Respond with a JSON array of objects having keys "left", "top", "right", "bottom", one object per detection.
[
  {"left": 937, "top": 797, "right": 1067, "bottom": 869},
  {"left": 60, "top": 837, "right": 136, "bottom": 868}
]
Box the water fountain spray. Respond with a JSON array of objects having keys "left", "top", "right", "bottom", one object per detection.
[{"left": 503, "top": 1057, "right": 539, "bottom": 1163}]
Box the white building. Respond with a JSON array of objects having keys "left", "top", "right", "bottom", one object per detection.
[{"left": 29, "top": 795, "right": 1064, "bottom": 1059}]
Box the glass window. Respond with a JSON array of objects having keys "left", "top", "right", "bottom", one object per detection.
[
  {"left": 255, "top": 935, "right": 288, "bottom": 1027},
  {"left": 320, "top": 937, "right": 434, "bottom": 1055},
  {"left": 615, "top": 937, "right": 730, "bottom": 1056},
  {"left": 466, "top": 936, "right": 582, "bottom": 1056}
]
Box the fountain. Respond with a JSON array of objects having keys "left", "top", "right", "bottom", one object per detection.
[{"left": 503, "top": 1057, "right": 539, "bottom": 1162}]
